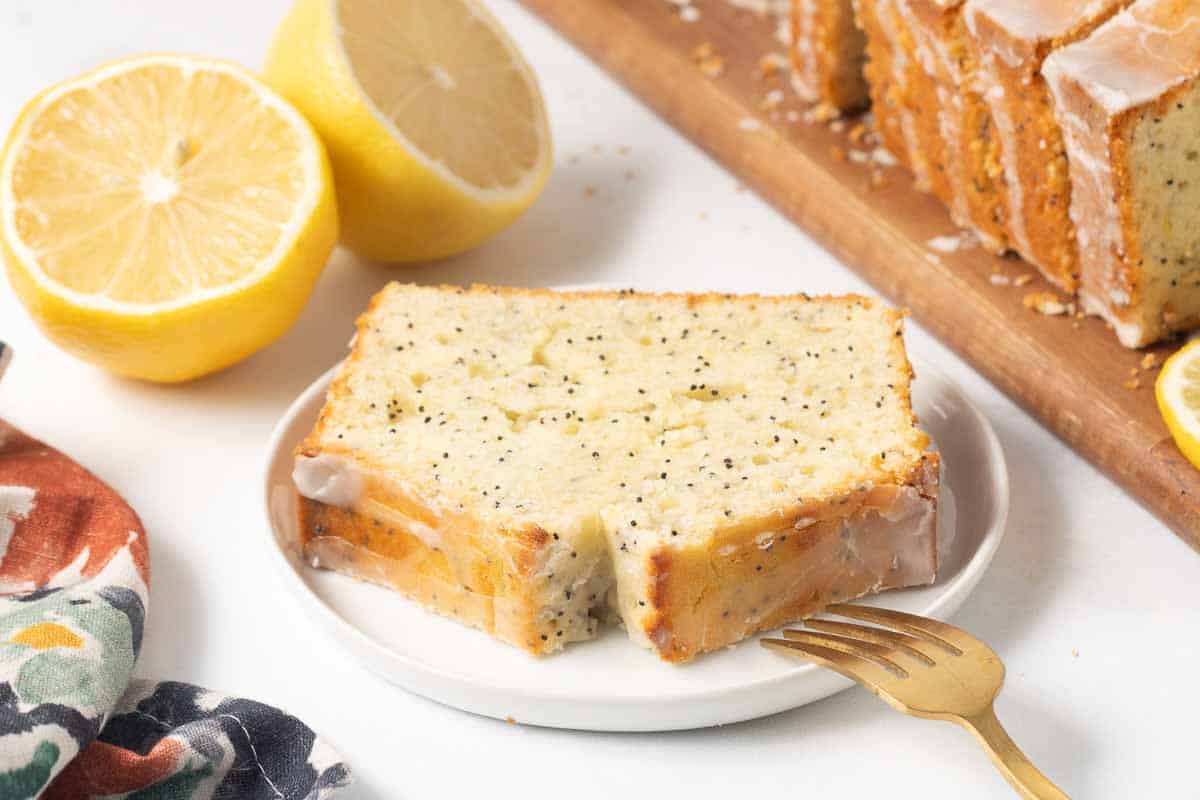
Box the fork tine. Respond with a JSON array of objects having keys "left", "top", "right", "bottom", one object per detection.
[
  {"left": 761, "top": 638, "right": 899, "bottom": 688},
  {"left": 825, "top": 604, "right": 965, "bottom": 655},
  {"left": 780, "top": 629, "right": 909, "bottom": 676},
  {"left": 800, "top": 619, "right": 936, "bottom": 666}
]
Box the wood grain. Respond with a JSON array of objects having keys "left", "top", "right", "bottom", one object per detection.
[{"left": 519, "top": 0, "right": 1200, "bottom": 552}]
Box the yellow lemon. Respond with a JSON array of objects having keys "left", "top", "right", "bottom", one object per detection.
[
  {"left": 264, "top": 0, "right": 552, "bottom": 263},
  {"left": 1, "top": 54, "right": 338, "bottom": 383},
  {"left": 1156, "top": 340, "right": 1200, "bottom": 468}
]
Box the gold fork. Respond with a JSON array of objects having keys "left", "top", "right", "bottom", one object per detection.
[{"left": 763, "top": 604, "right": 1069, "bottom": 800}]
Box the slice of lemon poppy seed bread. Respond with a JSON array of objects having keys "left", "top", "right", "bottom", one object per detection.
[{"left": 294, "top": 284, "right": 938, "bottom": 661}]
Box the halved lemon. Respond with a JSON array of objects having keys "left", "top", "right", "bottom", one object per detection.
[
  {"left": 1157, "top": 340, "right": 1200, "bottom": 468},
  {"left": 1, "top": 54, "right": 338, "bottom": 383},
  {"left": 264, "top": 0, "right": 552, "bottom": 262}
]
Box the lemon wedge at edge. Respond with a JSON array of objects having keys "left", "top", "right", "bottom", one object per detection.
[{"left": 264, "top": 0, "right": 552, "bottom": 263}]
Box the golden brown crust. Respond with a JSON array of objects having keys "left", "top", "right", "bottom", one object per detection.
[
  {"left": 635, "top": 455, "right": 939, "bottom": 663},
  {"left": 298, "top": 497, "right": 552, "bottom": 654}
]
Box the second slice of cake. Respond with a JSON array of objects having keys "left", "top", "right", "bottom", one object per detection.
[{"left": 294, "top": 285, "right": 938, "bottom": 662}]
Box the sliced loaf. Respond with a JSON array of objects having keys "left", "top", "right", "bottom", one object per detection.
[
  {"left": 1043, "top": 1, "right": 1200, "bottom": 347},
  {"left": 294, "top": 285, "right": 938, "bottom": 661},
  {"left": 895, "top": 0, "right": 1008, "bottom": 252},
  {"left": 965, "top": 0, "right": 1131, "bottom": 291}
]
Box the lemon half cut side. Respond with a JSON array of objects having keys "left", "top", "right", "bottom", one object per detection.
[
  {"left": 264, "top": 0, "right": 553, "bottom": 263},
  {"left": 1, "top": 54, "right": 338, "bottom": 382}
]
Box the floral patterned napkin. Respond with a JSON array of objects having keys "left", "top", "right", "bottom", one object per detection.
[{"left": 0, "top": 347, "right": 351, "bottom": 798}]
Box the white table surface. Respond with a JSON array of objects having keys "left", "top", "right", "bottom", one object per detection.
[{"left": 2, "top": 2, "right": 1198, "bottom": 797}]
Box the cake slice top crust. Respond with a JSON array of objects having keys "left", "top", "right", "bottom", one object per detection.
[
  {"left": 966, "top": 0, "right": 1130, "bottom": 58},
  {"left": 299, "top": 285, "right": 931, "bottom": 553},
  {"left": 1042, "top": 2, "right": 1200, "bottom": 118}
]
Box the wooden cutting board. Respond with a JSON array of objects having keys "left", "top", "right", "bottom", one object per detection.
[{"left": 519, "top": 0, "right": 1200, "bottom": 552}]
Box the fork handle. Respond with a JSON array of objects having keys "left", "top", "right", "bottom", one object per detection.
[{"left": 959, "top": 705, "right": 1070, "bottom": 800}]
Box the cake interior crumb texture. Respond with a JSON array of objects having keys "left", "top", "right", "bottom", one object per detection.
[
  {"left": 295, "top": 285, "right": 938, "bottom": 661},
  {"left": 1044, "top": 1, "right": 1200, "bottom": 347}
]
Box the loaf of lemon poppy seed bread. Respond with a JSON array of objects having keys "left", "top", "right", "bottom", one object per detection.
[{"left": 293, "top": 284, "right": 938, "bottom": 661}]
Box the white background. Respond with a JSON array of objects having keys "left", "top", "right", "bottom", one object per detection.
[{"left": 2, "top": 1, "right": 1198, "bottom": 797}]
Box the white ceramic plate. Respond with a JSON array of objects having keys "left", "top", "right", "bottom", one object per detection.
[{"left": 263, "top": 355, "right": 1007, "bottom": 732}]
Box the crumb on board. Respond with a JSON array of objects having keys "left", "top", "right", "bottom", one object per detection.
[
  {"left": 871, "top": 147, "right": 898, "bottom": 167},
  {"left": 989, "top": 274, "right": 1011, "bottom": 286},
  {"left": 1141, "top": 353, "right": 1161, "bottom": 371},
  {"left": 1013, "top": 273, "right": 1034, "bottom": 287},
  {"left": 811, "top": 102, "right": 839, "bottom": 123},
  {"left": 848, "top": 123, "right": 868, "bottom": 143},
  {"left": 1124, "top": 377, "right": 1141, "bottom": 391},
  {"left": 869, "top": 170, "right": 888, "bottom": 190},
  {"left": 680, "top": 5, "right": 700, "bottom": 22},
  {"left": 584, "top": 185, "right": 597, "bottom": 198},
  {"left": 758, "top": 52, "right": 788, "bottom": 79},
  {"left": 691, "top": 42, "right": 726, "bottom": 78},
  {"left": 738, "top": 117, "right": 763, "bottom": 132},
  {"left": 830, "top": 145, "right": 847, "bottom": 162},
  {"left": 505, "top": 715, "right": 517, "bottom": 724},
  {"left": 761, "top": 88, "right": 785, "bottom": 110},
  {"left": 926, "top": 231, "right": 978, "bottom": 254},
  {"left": 1023, "top": 292, "right": 1070, "bottom": 316}
]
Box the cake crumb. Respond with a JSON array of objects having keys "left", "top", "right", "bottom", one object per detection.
[
  {"left": 758, "top": 52, "right": 788, "bottom": 79},
  {"left": 691, "top": 42, "right": 726, "bottom": 78},
  {"left": 871, "top": 147, "right": 899, "bottom": 168},
  {"left": 869, "top": 170, "right": 889, "bottom": 190},
  {"left": 1023, "top": 292, "right": 1069, "bottom": 316},
  {"left": 812, "top": 102, "right": 839, "bottom": 122},
  {"left": 505, "top": 715, "right": 517, "bottom": 724},
  {"left": 1124, "top": 377, "right": 1141, "bottom": 391},
  {"left": 1071, "top": 648, "right": 1079, "bottom": 658},
  {"left": 1141, "top": 353, "right": 1161, "bottom": 371},
  {"left": 848, "top": 123, "right": 868, "bottom": 143},
  {"left": 830, "top": 119, "right": 846, "bottom": 133},
  {"left": 584, "top": 185, "right": 597, "bottom": 198},
  {"left": 761, "top": 88, "right": 785, "bottom": 111},
  {"left": 1013, "top": 273, "right": 1034, "bottom": 287},
  {"left": 989, "top": 274, "right": 1011, "bottom": 287},
  {"left": 830, "top": 145, "right": 847, "bottom": 162},
  {"left": 738, "top": 117, "right": 763, "bottom": 132},
  {"left": 680, "top": 5, "right": 700, "bottom": 21}
]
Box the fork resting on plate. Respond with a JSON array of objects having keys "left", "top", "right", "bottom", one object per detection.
[{"left": 763, "top": 604, "right": 1069, "bottom": 800}]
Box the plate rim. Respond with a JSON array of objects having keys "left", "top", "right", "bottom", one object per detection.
[{"left": 260, "top": 317, "right": 1008, "bottom": 728}]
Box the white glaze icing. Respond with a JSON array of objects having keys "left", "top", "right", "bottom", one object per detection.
[
  {"left": 293, "top": 454, "right": 365, "bottom": 509},
  {"left": 967, "top": 0, "right": 1124, "bottom": 66},
  {"left": 1044, "top": 10, "right": 1200, "bottom": 115}
]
